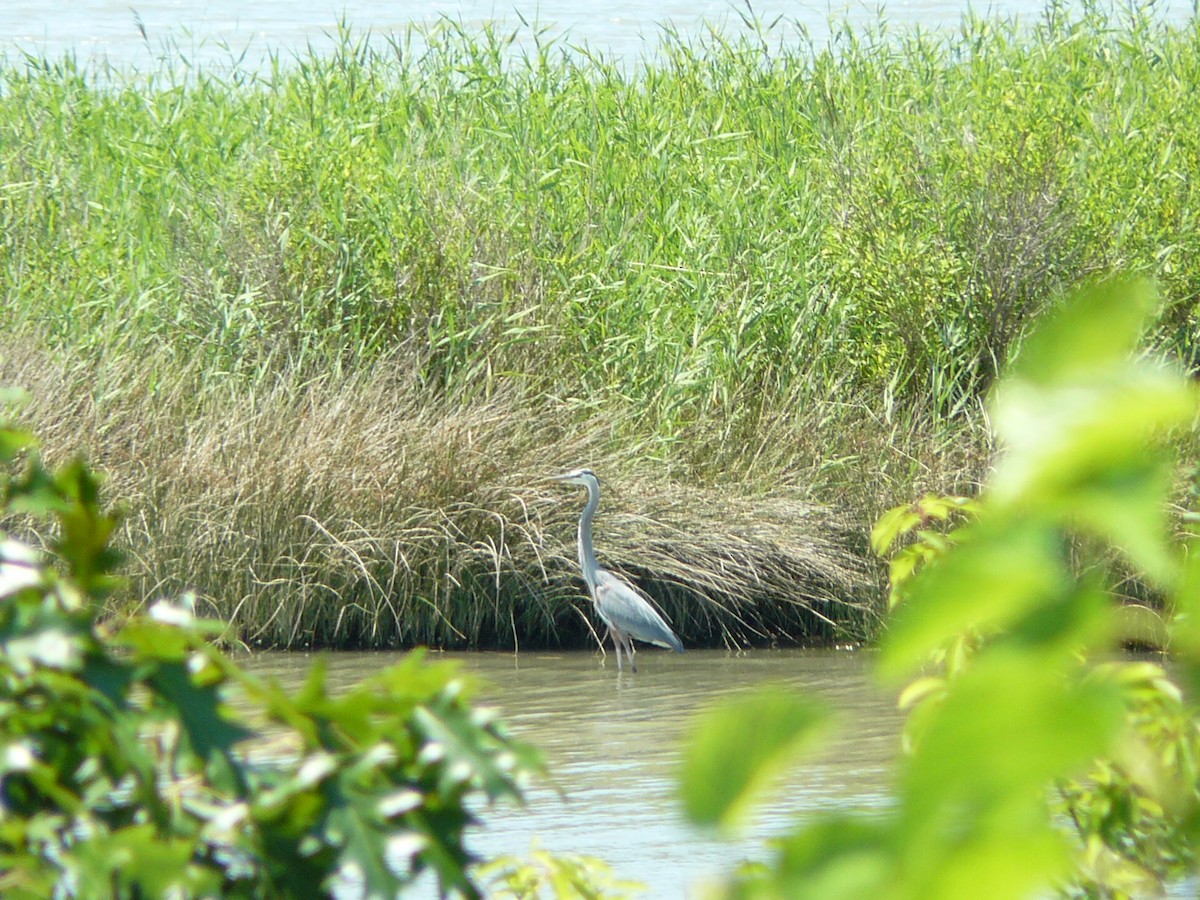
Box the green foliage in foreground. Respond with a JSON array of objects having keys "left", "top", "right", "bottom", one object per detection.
[
  {"left": 480, "top": 842, "right": 645, "bottom": 899},
  {"left": 0, "top": 420, "right": 541, "bottom": 897},
  {"left": 679, "top": 278, "right": 1200, "bottom": 898}
]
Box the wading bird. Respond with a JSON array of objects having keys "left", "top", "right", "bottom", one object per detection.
[{"left": 553, "top": 469, "right": 684, "bottom": 672}]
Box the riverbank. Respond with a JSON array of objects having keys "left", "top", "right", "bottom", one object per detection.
[{"left": 2, "top": 6, "right": 1194, "bottom": 647}]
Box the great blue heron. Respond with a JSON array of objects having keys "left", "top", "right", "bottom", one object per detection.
[{"left": 553, "top": 469, "right": 684, "bottom": 671}]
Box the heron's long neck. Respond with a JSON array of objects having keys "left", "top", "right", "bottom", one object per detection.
[{"left": 577, "top": 481, "right": 601, "bottom": 591}]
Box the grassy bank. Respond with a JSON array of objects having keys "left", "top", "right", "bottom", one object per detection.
[{"left": 2, "top": 6, "right": 1196, "bottom": 647}]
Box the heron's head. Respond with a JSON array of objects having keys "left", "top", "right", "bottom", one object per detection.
[{"left": 552, "top": 468, "right": 598, "bottom": 489}]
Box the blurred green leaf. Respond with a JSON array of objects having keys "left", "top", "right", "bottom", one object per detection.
[
  {"left": 412, "top": 702, "right": 523, "bottom": 802},
  {"left": 901, "top": 653, "right": 1124, "bottom": 812},
  {"left": 889, "top": 655, "right": 1128, "bottom": 899},
  {"left": 1058, "top": 457, "right": 1181, "bottom": 584},
  {"left": 6, "top": 462, "right": 71, "bottom": 515},
  {"left": 878, "top": 521, "right": 1066, "bottom": 682},
  {"left": 680, "top": 687, "right": 829, "bottom": 831},
  {"left": 870, "top": 505, "right": 923, "bottom": 556},
  {"left": 326, "top": 782, "right": 397, "bottom": 899},
  {"left": 897, "top": 676, "right": 946, "bottom": 711},
  {"left": 48, "top": 460, "right": 123, "bottom": 597},
  {"left": 148, "top": 662, "right": 252, "bottom": 767},
  {"left": 993, "top": 370, "right": 1195, "bottom": 484},
  {"left": 914, "top": 829, "right": 1071, "bottom": 900},
  {"left": 0, "top": 425, "right": 36, "bottom": 462},
  {"left": 1008, "top": 277, "right": 1159, "bottom": 386},
  {"left": 79, "top": 656, "right": 135, "bottom": 708},
  {"left": 755, "top": 816, "right": 890, "bottom": 900},
  {"left": 70, "top": 825, "right": 203, "bottom": 896},
  {"left": 1000, "top": 579, "right": 1113, "bottom": 658}
]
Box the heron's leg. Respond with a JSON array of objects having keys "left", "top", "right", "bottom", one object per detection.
[
  {"left": 602, "top": 625, "right": 618, "bottom": 670},
  {"left": 623, "top": 633, "right": 637, "bottom": 673},
  {"left": 603, "top": 627, "right": 623, "bottom": 670},
  {"left": 610, "top": 627, "right": 628, "bottom": 671}
]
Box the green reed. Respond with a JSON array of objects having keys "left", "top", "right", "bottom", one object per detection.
[{"left": 1, "top": 5, "right": 1194, "bottom": 646}]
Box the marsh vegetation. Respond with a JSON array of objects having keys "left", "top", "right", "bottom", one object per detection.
[{"left": 2, "top": 5, "right": 1197, "bottom": 647}]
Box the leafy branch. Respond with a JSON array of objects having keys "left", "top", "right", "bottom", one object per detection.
[{"left": 0, "top": 419, "right": 541, "bottom": 898}]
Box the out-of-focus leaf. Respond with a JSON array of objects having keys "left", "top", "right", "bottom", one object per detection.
[
  {"left": 999, "top": 580, "right": 1112, "bottom": 658},
  {"left": 149, "top": 662, "right": 252, "bottom": 765},
  {"left": 891, "top": 655, "right": 1127, "bottom": 900},
  {"left": 993, "top": 371, "right": 1195, "bottom": 489},
  {"left": 897, "top": 676, "right": 946, "bottom": 711},
  {"left": 991, "top": 370, "right": 1194, "bottom": 583},
  {"left": 49, "top": 461, "right": 123, "bottom": 597},
  {"left": 405, "top": 805, "right": 476, "bottom": 897},
  {"left": 901, "top": 654, "right": 1124, "bottom": 815},
  {"left": 0, "top": 424, "right": 36, "bottom": 462},
  {"left": 69, "top": 824, "right": 202, "bottom": 897},
  {"left": 915, "top": 829, "right": 1071, "bottom": 900},
  {"left": 870, "top": 505, "right": 923, "bottom": 556},
  {"left": 79, "top": 656, "right": 135, "bottom": 708},
  {"left": 887, "top": 545, "right": 925, "bottom": 586},
  {"left": 1007, "top": 277, "right": 1158, "bottom": 385},
  {"left": 917, "top": 494, "right": 978, "bottom": 522},
  {"left": 878, "top": 521, "right": 1066, "bottom": 681},
  {"left": 0, "top": 538, "right": 43, "bottom": 597},
  {"left": 412, "top": 702, "right": 523, "bottom": 802},
  {"left": 680, "top": 687, "right": 829, "bottom": 831},
  {"left": 765, "top": 815, "right": 890, "bottom": 900},
  {"left": 6, "top": 462, "right": 70, "bottom": 515},
  {"left": 1057, "top": 457, "right": 1180, "bottom": 585},
  {"left": 116, "top": 620, "right": 195, "bottom": 661},
  {"left": 325, "top": 781, "right": 398, "bottom": 900}
]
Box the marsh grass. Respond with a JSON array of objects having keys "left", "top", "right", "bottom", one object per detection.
[
  {"left": 3, "top": 340, "right": 885, "bottom": 648},
  {"left": 2, "top": 5, "right": 1191, "bottom": 646}
]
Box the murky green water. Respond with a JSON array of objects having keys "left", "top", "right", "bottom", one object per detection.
[{"left": 243, "top": 647, "right": 901, "bottom": 898}]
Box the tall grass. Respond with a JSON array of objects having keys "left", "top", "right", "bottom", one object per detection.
[
  {"left": 3, "top": 339, "right": 881, "bottom": 648},
  {"left": 2, "top": 5, "right": 1194, "bottom": 646}
]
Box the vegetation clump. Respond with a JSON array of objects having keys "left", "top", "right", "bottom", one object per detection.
[
  {"left": 3, "top": 4, "right": 1198, "bottom": 645},
  {"left": 0, "top": 415, "right": 541, "bottom": 897},
  {"left": 679, "top": 279, "right": 1200, "bottom": 898}
]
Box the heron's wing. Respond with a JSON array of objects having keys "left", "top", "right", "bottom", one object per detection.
[{"left": 593, "top": 569, "right": 684, "bottom": 652}]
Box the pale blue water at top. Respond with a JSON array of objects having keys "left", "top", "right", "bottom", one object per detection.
[{"left": 1, "top": 0, "right": 1194, "bottom": 71}]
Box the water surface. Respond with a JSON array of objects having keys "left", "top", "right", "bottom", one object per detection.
[
  {"left": 245, "top": 647, "right": 901, "bottom": 897},
  {"left": 3, "top": 0, "right": 1194, "bottom": 71}
]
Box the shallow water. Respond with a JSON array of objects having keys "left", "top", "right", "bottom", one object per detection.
[
  {"left": 243, "top": 647, "right": 901, "bottom": 897},
  {"left": 3, "top": 0, "right": 1194, "bottom": 72}
]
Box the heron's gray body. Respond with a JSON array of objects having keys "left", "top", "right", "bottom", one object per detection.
[{"left": 554, "top": 469, "right": 684, "bottom": 671}]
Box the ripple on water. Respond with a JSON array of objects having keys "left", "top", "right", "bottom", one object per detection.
[{"left": 241, "top": 647, "right": 902, "bottom": 898}]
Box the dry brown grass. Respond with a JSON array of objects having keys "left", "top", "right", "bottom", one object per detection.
[{"left": 1, "top": 334, "right": 993, "bottom": 650}]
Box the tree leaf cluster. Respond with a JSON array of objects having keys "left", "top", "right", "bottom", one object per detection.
[
  {"left": 677, "top": 277, "right": 1200, "bottom": 898},
  {"left": 0, "top": 427, "right": 540, "bottom": 898}
]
